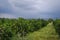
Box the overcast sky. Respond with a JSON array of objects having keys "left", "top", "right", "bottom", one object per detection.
[{"left": 0, "top": 0, "right": 60, "bottom": 19}]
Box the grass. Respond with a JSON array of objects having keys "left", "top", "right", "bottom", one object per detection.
[
  {"left": 24, "top": 22, "right": 59, "bottom": 40},
  {"left": 12, "top": 22, "right": 60, "bottom": 40}
]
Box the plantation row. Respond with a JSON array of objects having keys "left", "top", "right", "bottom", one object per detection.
[{"left": 0, "top": 18, "right": 60, "bottom": 40}]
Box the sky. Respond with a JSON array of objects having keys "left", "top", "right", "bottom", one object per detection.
[{"left": 0, "top": 0, "right": 60, "bottom": 19}]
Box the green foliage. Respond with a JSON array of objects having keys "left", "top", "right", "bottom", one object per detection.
[
  {"left": 0, "top": 18, "right": 48, "bottom": 40},
  {"left": 53, "top": 19, "right": 60, "bottom": 37},
  {"left": 48, "top": 18, "right": 53, "bottom": 23},
  {"left": 24, "top": 22, "right": 59, "bottom": 40},
  {"left": 0, "top": 18, "right": 60, "bottom": 40}
]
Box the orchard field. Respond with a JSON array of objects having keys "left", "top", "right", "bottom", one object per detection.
[{"left": 0, "top": 18, "right": 60, "bottom": 40}]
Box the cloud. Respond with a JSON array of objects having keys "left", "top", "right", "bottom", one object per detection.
[
  {"left": 0, "top": 13, "right": 16, "bottom": 18},
  {"left": 9, "top": 0, "right": 60, "bottom": 12},
  {"left": 0, "top": 0, "right": 13, "bottom": 13},
  {"left": 0, "top": 0, "right": 60, "bottom": 18}
]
